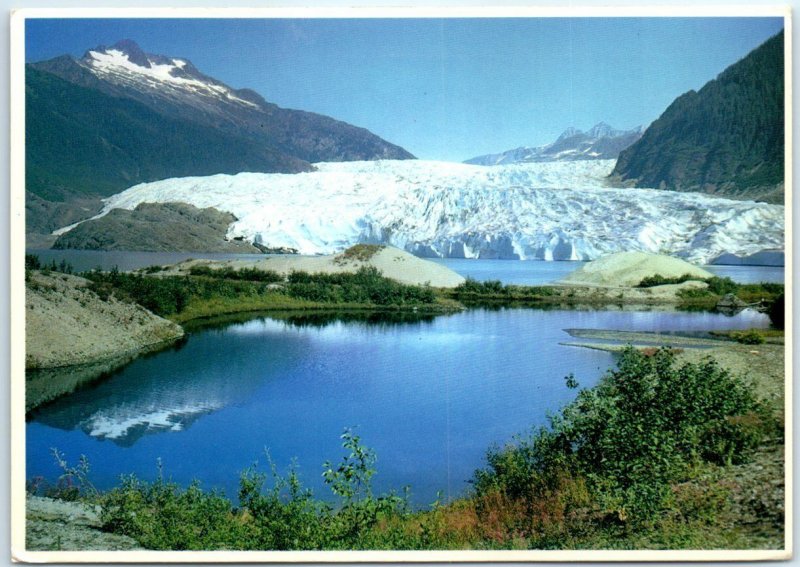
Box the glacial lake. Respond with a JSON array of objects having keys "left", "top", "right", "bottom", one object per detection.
[{"left": 27, "top": 306, "right": 772, "bottom": 506}]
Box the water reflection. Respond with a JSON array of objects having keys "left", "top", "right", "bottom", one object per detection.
[
  {"left": 183, "top": 309, "right": 441, "bottom": 333},
  {"left": 28, "top": 311, "right": 440, "bottom": 447},
  {"left": 29, "top": 306, "right": 769, "bottom": 449},
  {"left": 29, "top": 319, "right": 299, "bottom": 446},
  {"left": 27, "top": 307, "right": 774, "bottom": 502}
]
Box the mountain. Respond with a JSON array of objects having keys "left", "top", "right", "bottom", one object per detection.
[
  {"left": 25, "top": 67, "right": 310, "bottom": 234},
  {"left": 465, "top": 123, "right": 643, "bottom": 165},
  {"left": 32, "top": 40, "right": 414, "bottom": 164},
  {"left": 611, "top": 31, "right": 784, "bottom": 203},
  {"left": 26, "top": 40, "right": 414, "bottom": 240},
  {"left": 56, "top": 159, "right": 784, "bottom": 265}
]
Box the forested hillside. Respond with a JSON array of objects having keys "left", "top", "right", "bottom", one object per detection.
[{"left": 612, "top": 31, "right": 784, "bottom": 203}]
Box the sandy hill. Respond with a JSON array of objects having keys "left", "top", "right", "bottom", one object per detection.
[
  {"left": 165, "top": 245, "right": 466, "bottom": 288},
  {"left": 26, "top": 271, "right": 184, "bottom": 370},
  {"left": 561, "top": 251, "right": 713, "bottom": 288}
]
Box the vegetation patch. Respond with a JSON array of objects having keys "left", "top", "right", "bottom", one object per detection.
[
  {"left": 637, "top": 273, "right": 703, "bottom": 288},
  {"left": 471, "top": 347, "right": 777, "bottom": 545},
  {"left": 188, "top": 265, "right": 284, "bottom": 283},
  {"left": 80, "top": 264, "right": 445, "bottom": 323},
  {"left": 728, "top": 330, "right": 766, "bottom": 345},
  {"left": 334, "top": 244, "right": 385, "bottom": 265},
  {"left": 287, "top": 267, "right": 435, "bottom": 306},
  {"left": 675, "top": 277, "right": 783, "bottom": 313},
  {"left": 450, "top": 277, "right": 557, "bottom": 302}
]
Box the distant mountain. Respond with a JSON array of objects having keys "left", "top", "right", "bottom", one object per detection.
[
  {"left": 611, "top": 31, "right": 784, "bottom": 203},
  {"left": 465, "top": 122, "right": 643, "bottom": 165},
  {"left": 26, "top": 39, "right": 414, "bottom": 240}
]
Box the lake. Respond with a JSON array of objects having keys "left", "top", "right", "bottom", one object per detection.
[
  {"left": 26, "top": 249, "right": 785, "bottom": 284},
  {"left": 26, "top": 306, "right": 771, "bottom": 507}
]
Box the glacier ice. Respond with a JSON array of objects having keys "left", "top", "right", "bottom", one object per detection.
[{"left": 64, "top": 159, "right": 784, "bottom": 264}]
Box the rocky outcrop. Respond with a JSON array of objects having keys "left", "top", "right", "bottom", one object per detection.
[
  {"left": 53, "top": 202, "right": 262, "bottom": 253},
  {"left": 716, "top": 293, "right": 750, "bottom": 314},
  {"left": 25, "top": 496, "right": 142, "bottom": 551}
]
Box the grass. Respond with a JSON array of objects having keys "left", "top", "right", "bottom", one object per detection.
[{"left": 168, "top": 294, "right": 323, "bottom": 324}]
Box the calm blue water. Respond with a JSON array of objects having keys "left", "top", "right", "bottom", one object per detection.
[
  {"left": 27, "top": 249, "right": 785, "bottom": 285},
  {"left": 432, "top": 258, "right": 785, "bottom": 285},
  {"left": 26, "top": 307, "right": 770, "bottom": 506}
]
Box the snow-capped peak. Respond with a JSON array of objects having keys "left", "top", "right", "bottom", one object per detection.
[
  {"left": 587, "top": 121, "right": 619, "bottom": 139},
  {"left": 465, "top": 123, "right": 644, "bottom": 166},
  {"left": 81, "top": 40, "right": 258, "bottom": 108},
  {"left": 556, "top": 127, "right": 582, "bottom": 141},
  {"left": 87, "top": 48, "right": 194, "bottom": 86}
]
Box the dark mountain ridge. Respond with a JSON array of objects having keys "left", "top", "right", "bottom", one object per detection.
[
  {"left": 25, "top": 67, "right": 310, "bottom": 234},
  {"left": 611, "top": 31, "right": 784, "bottom": 203},
  {"left": 32, "top": 40, "right": 414, "bottom": 164},
  {"left": 26, "top": 39, "right": 414, "bottom": 241}
]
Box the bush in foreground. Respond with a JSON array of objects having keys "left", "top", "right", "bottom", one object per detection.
[{"left": 473, "top": 348, "right": 773, "bottom": 533}]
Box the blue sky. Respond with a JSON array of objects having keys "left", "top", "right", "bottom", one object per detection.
[{"left": 26, "top": 17, "right": 784, "bottom": 161}]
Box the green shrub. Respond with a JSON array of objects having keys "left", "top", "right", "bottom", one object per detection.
[
  {"left": 321, "top": 429, "right": 409, "bottom": 548},
  {"left": 286, "top": 267, "right": 435, "bottom": 307},
  {"left": 97, "top": 430, "right": 411, "bottom": 550},
  {"left": 237, "top": 462, "right": 327, "bottom": 550},
  {"left": 28, "top": 255, "right": 75, "bottom": 277},
  {"left": 677, "top": 287, "right": 713, "bottom": 300},
  {"left": 101, "top": 475, "right": 243, "bottom": 550},
  {"left": 455, "top": 277, "right": 507, "bottom": 295},
  {"left": 188, "top": 265, "right": 284, "bottom": 283},
  {"left": 472, "top": 348, "right": 770, "bottom": 526},
  {"left": 25, "top": 254, "right": 41, "bottom": 270},
  {"left": 637, "top": 273, "right": 701, "bottom": 288},
  {"left": 84, "top": 271, "right": 269, "bottom": 316},
  {"left": 705, "top": 276, "right": 739, "bottom": 296},
  {"left": 769, "top": 294, "right": 785, "bottom": 329},
  {"left": 730, "top": 330, "right": 766, "bottom": 345}
]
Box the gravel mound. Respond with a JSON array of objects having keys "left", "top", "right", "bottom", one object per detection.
[
  {"left": 561, "top": 251, "right": 713, "bottom": 287},
  {"left": 165, "top": 245, "right": 466, "bottom": 288},
  {"left": 26, "top": 272, "right": 184, "bottom": 370}
]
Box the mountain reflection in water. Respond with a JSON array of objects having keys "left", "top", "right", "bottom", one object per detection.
[{"left": 29, "top": 312, "right": 440, "bottom": 447}]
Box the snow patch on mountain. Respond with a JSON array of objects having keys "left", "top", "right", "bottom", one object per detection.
[
  {"left": 59, "top": 160, "right": 784, "bottom": 264},
  {"left": 466, "top": 123, "right": 644, "bottom": 166},
  {"left": 83, "top": 45, "right": 258, "bottom": 108}
]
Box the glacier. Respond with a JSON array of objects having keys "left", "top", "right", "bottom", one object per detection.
[{"left": 61, "top": 159, "right": 784, "bottom": 264}]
